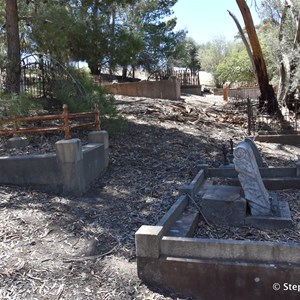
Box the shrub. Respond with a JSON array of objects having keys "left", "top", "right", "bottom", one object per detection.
[
  {"left": 0, "top": 92, "right": 43, "bottom": 118},
  {"left": 51, "top": 67, "right": 126, "bottom": 135}
]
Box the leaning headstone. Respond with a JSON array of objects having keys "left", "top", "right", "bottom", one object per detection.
[
  {"left": 244, "top": 137, "right": 268, "bottom": 167},
  {"left": 234, "top": 141, "right": 271, "bottom": 216}
]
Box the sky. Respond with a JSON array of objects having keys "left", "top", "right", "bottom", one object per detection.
[{"left": 172, "top": 0, "right": 261, "bottom": 44}]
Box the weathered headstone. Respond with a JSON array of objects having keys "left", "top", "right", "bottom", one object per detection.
[
  {"left": 244, "top": 137, "right": 268, "bottom": 167},
  {"left": 234, "top": 141, "right": 271, "bottom": 216},
  {"left": 200, "top": 140, "right": 292, "bottom": 228}
]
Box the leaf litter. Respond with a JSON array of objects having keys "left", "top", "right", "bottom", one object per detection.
[{"left": 0, "top": 94, "right": 300, "bottom": 299}]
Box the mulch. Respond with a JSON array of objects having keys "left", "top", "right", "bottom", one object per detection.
[{"left": 0, "top": 94, "right": 299, "bottom": 299}]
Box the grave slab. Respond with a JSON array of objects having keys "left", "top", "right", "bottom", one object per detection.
[
  {"left": 245, "top": 200, "right": 293, "bottom": 229},
  {"left": 201, "top": 185, "right": 246, "bottom": 225}
]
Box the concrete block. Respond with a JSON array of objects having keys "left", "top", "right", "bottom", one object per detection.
[
  {"left": 88, "top": 131, "right": 109, "bottom": 168},
  {"left": 296, "top": 156, "right": 300, "bottom": 177},
  {"left": 157, "top": 195, "right": 188, "bottom": 230},
  {"left": 135, "top": 225, "right": 164, "bottom": 258},
  {"left": 88, "top": 131, "right": 109, "bottom": 149},
  {"left": 6, "top": 136, "right": 28, "bottom": 149},
  {"left": 201, "top": 185, "right": 246, "bottom": 225},
  {"left": 160, "top": 236, "right": 300, "bottom": 264},
  {"left": 137, "top": 255, "right": 300, "bottom": 300},
  {"left": 55, "top": 139, "right": 85, "bottom": 194},
  {"left": 178, "top": 169, "right": 206, "bottom": 198},
  {"left": 55, "top": 138, "right": 82, "bottom": 163},
  {"left": 166, "top": 211, "right": 199, "bottom": 237}
]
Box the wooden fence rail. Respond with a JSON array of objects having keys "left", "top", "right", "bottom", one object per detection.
[{"left": 0, "top": 104, "right": 100, "bottom": 139}]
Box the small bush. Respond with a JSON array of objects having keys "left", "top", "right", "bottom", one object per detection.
[{"left": 0, "top": 92, "right": 43, "bottom": 118}]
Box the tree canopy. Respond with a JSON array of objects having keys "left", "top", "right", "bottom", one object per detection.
[
  {"left": 1, "top": 0, "right": 185, "bottom": 78},
  {"left": 1, "top": 0, "right": 300, "bottom": 114}
]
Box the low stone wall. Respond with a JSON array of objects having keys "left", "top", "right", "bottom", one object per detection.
[
  {"left": 181, "top": 85, "right": 202, "bottom": 96},
  {"left": 0, "top": 131, "right": 109, "bottom": 195},
  {"left": 213, "top": 87, "right": 260, "bottom": 99},
  {"left": 104, "top": 78, "right": 181, "bottom": 100},
  {"left": 229, "top": 87, "right": 260, "bottom": 99},
  {"left": 254, "top": 134, "right": 300, "bottom": 146}
]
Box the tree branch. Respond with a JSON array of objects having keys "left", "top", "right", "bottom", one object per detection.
[{"left": 228, "top": 9, "right": 258, "bottom": 82}]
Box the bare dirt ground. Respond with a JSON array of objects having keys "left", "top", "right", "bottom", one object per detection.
[{"left": 1, "top": 94, "right": 300, "bottom": 300}]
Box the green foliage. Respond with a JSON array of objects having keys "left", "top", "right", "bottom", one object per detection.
[
  {"left": 197, "top": 36, "right": 234, "bottom": 86},
  {"left": 172, "top": 37, "right": 200, "bottom": 72},
  {"left": 198, "top": 36, "right": 230, "bottom": 74},
  {"left": 215, "top": 47, "right": 255, "bottom": 84},
  {"left": 257, "top": 23, "right": 280, "bottom": 82},
  {"left": 256, "top": 0, "right": 284, "bottom": 25},
  {"left": 29, "top": 5, "right": 81, "bottom": 62},
  {"left": 0, "top": 92, "right": 42, "bottom": 118},
  {"left": 121, "top": 0, "right": 182, "bottom": 74},
  {"left": 50, "top": 67, "right": 126, "bottom": 135},
  {"left": 2, "top": 0, "right": 182, "bottom": 81},
  {"left": 113, "top": 27, "right": 144, "bottom": 69}
]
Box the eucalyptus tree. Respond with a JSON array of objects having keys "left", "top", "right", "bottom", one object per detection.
[
  {"left": 215, "top": 43, "right": 256, "bottom": 85},
  {"left": 234, "top": 0, "right": 300, "bottom": 112},
  {"left": 235, "top": 0, "right": 280, "bottom": 113},
  {"left": 197, "top": 36, "right": 231, "bottom": 87}
]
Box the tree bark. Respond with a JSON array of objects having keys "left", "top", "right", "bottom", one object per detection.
[
  {"left": 236, "top": 0, "right": 279, "bottom": 114},
  {"left": 5, "top": 0, "right": 21, "bottom": 94}
]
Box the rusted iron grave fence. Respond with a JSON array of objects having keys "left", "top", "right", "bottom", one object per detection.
[
  {"left": 232, "top": 97, "right": 300, "bottom": 135},
  {"left": 0, "top": 104, "right": 100, "bottom": 140}
]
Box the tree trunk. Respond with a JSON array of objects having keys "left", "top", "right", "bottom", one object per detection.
[
  {"left": 236, "top": 0, "right": 279, "bottom": 114},
  {"left": 5, "top": 0, "right": 21, "bottom": 94},
  {"left": 122, "top": 66, "right": 127, "bottom": 81},
  {"left": 88, "top": 62, "right": 100, "bottom": 75}
]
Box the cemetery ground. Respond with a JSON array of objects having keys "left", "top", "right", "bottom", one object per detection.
[{"left": 1, "top": 94, "right": 300, "bottom": 299}]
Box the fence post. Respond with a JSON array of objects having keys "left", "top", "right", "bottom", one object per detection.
[
  {"left": 94, "top": 104, "right": 101, "bottom": 131},
  {"left": 247, "top": 97, "right": 252, "bottom": 136},
  {"left": 62, "top": 104, "right": 71, "bottom": 139},
  {"left": 55, "top": 138, "right": 84, "bottom": 194},
  {"left": 223, "top": 84, "right": 228, "bottom": 101}
]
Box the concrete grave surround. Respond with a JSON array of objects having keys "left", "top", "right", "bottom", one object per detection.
[
  {"left": 200, "top": 139, "right": 292, "bottom": 228},
  {"left": 136, "top": 161, "right": 300, "bottom": 299},
  {"left": 0, "top": 130, "right": 109, "bottom": 195}
]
